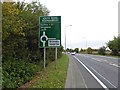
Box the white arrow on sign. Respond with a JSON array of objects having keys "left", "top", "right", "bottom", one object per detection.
[{"left": 40, "top": 32, "right": 48, "bottom": 47}]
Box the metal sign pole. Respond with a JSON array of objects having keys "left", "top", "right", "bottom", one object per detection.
[
  {"left": 44, "top": 47, "right": 46, "bottom": 69},
  {"left": 55, "top": 47, "right": 57, "bottom": 69}
]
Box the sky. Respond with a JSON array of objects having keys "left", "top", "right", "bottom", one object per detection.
[{"left": 14, "top": 0, "right": 119, "bottom": 49}]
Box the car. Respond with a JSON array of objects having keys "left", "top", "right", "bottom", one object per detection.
[{"left": 71, "top": 52, "right": 76, "bottom": 55}]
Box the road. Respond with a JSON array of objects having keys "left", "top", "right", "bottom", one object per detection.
[{"left": 65, "top": 54, "right": 119, "bottom": 90}]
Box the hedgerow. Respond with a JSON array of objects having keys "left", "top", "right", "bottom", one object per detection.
[{"left": 2, "top": 59, "right": 39, "bottom": 88}]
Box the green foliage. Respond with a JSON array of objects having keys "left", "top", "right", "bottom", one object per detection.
[
  {"left": 0, "top": 67, "right": 2, "bottom": 88},
  {"left": 57, "top": 46, "right": 64, "bottom": 58},
  {"left": 79, "top": 48, "right": 86, "bottom": 53},
  {"left": 80, "top": 48, "right": 83, "bottom": 52},
  {"left": 2, "top": 59, "right": 39, "bottom": 88},
  {"left": 2, "top": 2, "right": 25, "bottom": 41},
  {"left": 107, "top": 37, "right": 120, "bottom": 55},
  {"left": 2, "top": 1, "right": 63, "bottom": 89},
  {"left": 98, "top": 46, "right": 106, "bottom": 55},
  {"left": 66, "top": 48, "right": 70, "bottom": 52},
  {"left": 74, "top": 48, "right": 79, "bottom": 53},
  {"left": 66, "top": 48, "right": 80, "bottom": 53},
  {"left": 2, "top": 1, "right": 63, "bottom": 88},
  {"left": 46, "top": 46, "right": 63, "bottom": 66},
  {"left": 67, "top": 48, "right": 74, "bottom": 52},
  {"left": 33, "top": 54, "right": 69, "bottom": 88},
  {"left": 87, "top": 47, "right": 93, "bottom": 54},
  {"left": 2, "top": 1, "right": 50, "bottom": 62}
]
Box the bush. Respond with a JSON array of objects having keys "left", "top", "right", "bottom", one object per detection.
[
  {"left": 107, "top": 37, "right": 120, "bottom": 56},
  {"left": 98, "top": 46, "right": 106, "bottom": 55},
  {"left": 87, "top": 47, "right": 92, "bottom": 54},
  {"left": 2, "top": 59, "right": 39, "bottom": 88}
]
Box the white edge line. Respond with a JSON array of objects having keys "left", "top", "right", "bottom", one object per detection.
[
  {"left": 79, "top": 70, "right": 88, "bottom": 88},
  {"left": 73, "top": 56, "right": 109, "bottom": 90},
  {"left": 86, "top": 56, "right": 117, "bottom": 88},
  {"left": 89, "top": 66, "right": 117, "bottom": 88},
  {"left": 71, "top": 59, "right": 88, "bottom": 88}
]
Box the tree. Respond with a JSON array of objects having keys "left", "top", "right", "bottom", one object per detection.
[
  {"left": 66, "top": 48, "right": 70, "bottom": 52},
  {"left": 2, "top": 1, "right": 64, "bottom": 88},
  {"left": 80, "top": 48, "right": 83, "bottom": 52},
  {"left": 2, "top": 1, "right": 50, "bottom": 62},
  {"left": 74, "top": 48, "right": 79, "bottom": 53},
  {"left": 16, "top": 2, "right": 50, "bottom": 61},
  {"left": 87, "top": 47, "right": 92, "bottom": 54},
  {"left": 69, "top": 49, "right": 73, "bottom": 52},
  {"left": 107, "top": 37, "right": 120, "bottom": 55},
  {"left": 98, "top": 46, "right": 106, "bottom": 55},
  {"left": 2, "top": 2, "right": 27, "bottom": 61}
]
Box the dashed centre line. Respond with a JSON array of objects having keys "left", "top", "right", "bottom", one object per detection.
[
  {"left": 90, "top": 57, "right": 119, "bottom": 68},
  {"left": 73, "top": 56, "right": 109, "bottom": 90}
]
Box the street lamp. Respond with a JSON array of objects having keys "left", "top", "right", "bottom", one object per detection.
[{"left": 65, "top": 25, "right": 72, "bottom": 54}]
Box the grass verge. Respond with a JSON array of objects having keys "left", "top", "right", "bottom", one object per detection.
[{"left": 32, "top": 54, "right": 69, "bottom": 88}]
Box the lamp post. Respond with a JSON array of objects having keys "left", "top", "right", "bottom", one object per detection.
[{"left": 65, "top": 25, "right": 72, "bottom": 54}]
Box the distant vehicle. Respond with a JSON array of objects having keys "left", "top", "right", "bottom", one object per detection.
[{"left": 71, "top": 52, "right": 76, "bottom": 55}]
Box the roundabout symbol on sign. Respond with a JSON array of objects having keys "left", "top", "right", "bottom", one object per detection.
[{"left": 40, "top": 32, "right": 48, "bottom": 47}]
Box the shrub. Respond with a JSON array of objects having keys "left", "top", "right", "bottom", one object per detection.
[
  {"left": 2, "top": 59, "right": 39, "bottom": 88},
  {"left": 87, "top": 47, "right": 93, "bottom": 54},
  {"left": 98, "top": 46, "right": 106, "bottom": 55}
]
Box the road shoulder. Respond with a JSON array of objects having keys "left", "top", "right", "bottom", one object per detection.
[{"left": 65, "top": 55, "right": 87, "bottom": 88}]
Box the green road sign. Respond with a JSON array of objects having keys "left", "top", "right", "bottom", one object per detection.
[{"left": 39, "top": 16, "right": 61, "bottom": 48}]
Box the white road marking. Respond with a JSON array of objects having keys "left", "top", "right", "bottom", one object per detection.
[
  {"left": 109, "top": 63, "right": 120, "bottom": 68},
  {"left": 89, "top": 66, "right": 117, "bottom": 88},
  {"left": 91, "top": 58, "right": 102, "bottom": 62},
  {"left": 73, "top": 56, "right": 109, "bottom": 90},
  {"left": 91, "top": 57, "right": 120, "bottom": 68},
  {"left": 78, "top": 65, "right": 88, "bottom": 88}
]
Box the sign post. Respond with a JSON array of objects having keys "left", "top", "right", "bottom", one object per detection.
[
  {"left": 39, "top": 16, "right": 61, "bottom": 69},
  {"left": 44, "top": 47, "right": 46, "bottom": 69},
  {"left": 55, "top": 47, "right": 57, "bottom": 69}
]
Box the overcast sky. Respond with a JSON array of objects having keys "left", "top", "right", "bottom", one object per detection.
[{"left": 15, "top": 0, "right": 119, "bottom": 49}]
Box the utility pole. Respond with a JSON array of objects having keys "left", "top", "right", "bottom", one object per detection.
[{"left": 65, "top": 25, "right": 72, "bottom": 54}]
